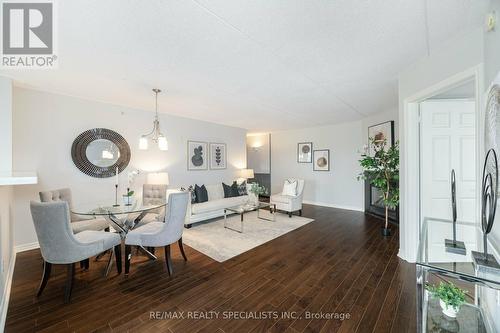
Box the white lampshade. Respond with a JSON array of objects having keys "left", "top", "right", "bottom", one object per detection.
[
  {"left": 158, "top": 136, "right": 168, "bottom": 151},
  {"left": 240, "top": 169, "right": 254, "bottom": 179},
  {"left": 139, "top": 137, "right": 148, "bottom": 150},
  {"left": 147, "top": 172, "right": 169, "bottom": 185}
]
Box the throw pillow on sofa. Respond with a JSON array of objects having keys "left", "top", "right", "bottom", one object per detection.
[
  {"left": 223, "top": 182, "right": 239, "bottom": 198},
  {"left": 187, "top": 185, "right": 197, "bottom": 204},
  {"left": 237, "top": 181, "right": 247, "bottom": 196},
  {"left": 195, "top": 184, "right": 208, "bottom": 203}
]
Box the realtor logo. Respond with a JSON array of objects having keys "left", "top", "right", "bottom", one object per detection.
[{"left": 1, "top": 0, "right": 57, "bottom": 68}]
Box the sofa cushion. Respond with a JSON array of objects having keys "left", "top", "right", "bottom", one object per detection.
[
  {"left": 195, "top": 184, "right": 208, "bottom": 203},
  {"left": 191, "top": 196, "right": 248, "bottom": 215},
  {"left": 270, "top": 194, "right": 295, "bottom": 204},
  {"left": 206, "top": 184, "right": 224, "bottom": 201}
]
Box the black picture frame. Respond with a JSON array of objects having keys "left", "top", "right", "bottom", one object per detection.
[
  {"left": 297, "top": 142, "right": 313, "bottom": 163},
  {"left": 367, "top": 121, "right": 394, "bottom": 155},
  {"left": 313, "top": 149, "right": 330, "bottom": 171}
]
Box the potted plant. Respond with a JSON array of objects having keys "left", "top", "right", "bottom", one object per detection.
[
  {"left": 358, "top": 138, "right": 399, "bottom": 236},
  {"left": 248, "top": 183, "right": 268, "bottom": 205},
  {"left": 122, "top": 190, "right": 135, "bottom": 206},
  {"left": 426, "top": 282, "right": 467, "bottom": 318}
]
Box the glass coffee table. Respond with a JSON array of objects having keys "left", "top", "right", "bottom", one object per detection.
[{"left": 224, "top": 202, "right": 276, "bottom": 233}]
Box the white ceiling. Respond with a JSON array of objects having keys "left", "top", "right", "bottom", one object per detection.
[{"left": 0, "top": 0, "right": 489, "bottom": 131}]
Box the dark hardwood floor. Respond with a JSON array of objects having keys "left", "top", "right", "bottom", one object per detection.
[{"left": 5, "top": 205, "right": 416, "bottom": 333}]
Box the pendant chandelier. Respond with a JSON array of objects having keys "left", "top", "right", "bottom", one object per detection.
[{"left": 139, "top": 88, "right": 168, "bottom": 151}]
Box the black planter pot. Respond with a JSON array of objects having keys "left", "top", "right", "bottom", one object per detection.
[{"left": 381, "top": 227, "right": 391, "bottom": 237}]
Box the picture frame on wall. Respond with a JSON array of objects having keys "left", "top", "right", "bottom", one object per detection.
[
  {"left": 297, "top": 142, "right": 313, "bottom": 163},
  {"left": 209, "top": 142, "right": 227, "bottom": 170},
  {"left": 187, "top": 141, "right": 208, "bottom": 170},
  {"left": 313, "top": 149, "right": 330, "bottom": 171},
  {"left": 367, "top": 121, "right": 394, "bottom": 156}
]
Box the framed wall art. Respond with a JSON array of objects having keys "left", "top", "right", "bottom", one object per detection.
[
  {"left": 368, "top": 121, "right": 394, "bottom": 156},
  {"left": 187, "top": 141, "right": 208, "bottom": 170},
  {"left": 209, "top": 142, "right": 227, "bottom": 170},
  {"left": 297, "top": 142, "right": 313, "bottom": 163},
  {"left": 313, "top": 149, "right": 330, "bottom": 171}
]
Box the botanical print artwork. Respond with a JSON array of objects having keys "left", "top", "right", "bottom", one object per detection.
[
  {"left": 210, "top": 143, "right": 227, "bottom": 170},
  {"left": 297, "top": 142, "right": 313, "bottom": 163},
  {"left": 188, "top": 141, "right": 208, "bottom": 170},
  {"left": 313, "top": 149, "right": 330, "bottom": 171}
]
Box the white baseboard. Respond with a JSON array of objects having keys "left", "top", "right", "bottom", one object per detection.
[
  {"left": 302, "top": 200, "right": 364, "bottom": 212},
  {"left": 15, "top": 241, "right": 39, "bottom": 253},
  {"left": 0, "top": 251, "right": 16, "bottom": 332}
]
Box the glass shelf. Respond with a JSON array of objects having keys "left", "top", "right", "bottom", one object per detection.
[{"left": 416, "top": 217, "right": 500, "bottom": 333}]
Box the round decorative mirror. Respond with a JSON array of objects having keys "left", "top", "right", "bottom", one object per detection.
[{"left": 71, "top": 128, "right": 130, "bottom": 178}]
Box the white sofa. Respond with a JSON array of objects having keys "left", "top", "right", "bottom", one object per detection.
[{"left": 167, "top": 183, "right": 255, "bottom": 228}]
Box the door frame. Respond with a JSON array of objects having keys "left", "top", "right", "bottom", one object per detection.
[{"left": 399, "top": 64, "right": 484, "bottom": 263}]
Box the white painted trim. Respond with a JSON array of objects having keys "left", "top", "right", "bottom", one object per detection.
[
  {"left": 0, "top": 251, "right": 16, "bottom": 332},
  {"left": 400, "top": 64, "right": 484, "bottom": 263},
  {"left": 302, "top": 200, "right": 364, "bottom": 212},
  {"left": 14, "top": 242, "right": 39, "bottom": 253}
]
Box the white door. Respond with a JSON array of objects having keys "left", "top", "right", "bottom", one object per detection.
[{"left": 420, "top": 100, "right": 476, "bottom": 223}]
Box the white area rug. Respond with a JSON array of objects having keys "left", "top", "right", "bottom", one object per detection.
[{"left": 182, "top": 211, "right": 314, "bottom": 262}]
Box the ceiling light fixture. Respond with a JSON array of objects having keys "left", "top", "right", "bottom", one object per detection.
[{"left": 139, "top": 88, "right": 168, "bottom": 151}]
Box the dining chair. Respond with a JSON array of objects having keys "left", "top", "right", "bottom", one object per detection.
[
  {"left": 30, "top": 201, "right": 122, "bottom": 303},
  {"left": 39, "top": 188, "right": 109, "bottom": 233},
  {"left": 124, "top": 192, "right": 189, "bottom": 276},
  {"left": 135, "top": 184, "right": 168, "bottom": 227}
]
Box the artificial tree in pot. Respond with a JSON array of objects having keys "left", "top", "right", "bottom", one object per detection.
[{"left": 358, "top": 138, "right": 399, "bottom": 236}]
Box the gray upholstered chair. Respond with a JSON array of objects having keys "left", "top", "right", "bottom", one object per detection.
[
  {"left": 124, "top": 192, "right": 189, "bottom": 276},
  {"left": 30, "top": 201, "right": 122, "bottom": 303},
  {"left": 39, "top": 188, "right": 109, "bottom": 233},
  {"left": 136, "top": 184, "right": 168, "bottom": 227}
]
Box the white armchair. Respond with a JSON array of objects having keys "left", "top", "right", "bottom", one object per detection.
[{"left": 270, "top": 179, "right": 305, "bottom": 217}]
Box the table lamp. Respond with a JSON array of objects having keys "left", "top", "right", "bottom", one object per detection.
[{"left": 240, "top": 169, "right": 254, "bottom": 180}]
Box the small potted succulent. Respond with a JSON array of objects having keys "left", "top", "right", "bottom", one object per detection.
[
  {"left": 426, "top": 282, "right": 467, "bottom": 318},
  {"left": 122, "top": 190, "right": 135, "bottom": 206}
]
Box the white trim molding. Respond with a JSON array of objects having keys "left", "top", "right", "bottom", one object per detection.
[
  {"left": 302, "top": 200, "right": 364, "bottom": 212},
  {"left": 0, "top": 251, "right": 16, "bottom": 331},
  {"left": 14, "top": 242, "right": 40, "bottom": 253}
]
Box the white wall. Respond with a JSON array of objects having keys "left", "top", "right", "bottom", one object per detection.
[
  {"left": 398, "top": 27, "right": 484, "bottom": 263},
  {"left": 0, "top": 78, "right": 12, "bottom": 173},
  {"left": 0, "top": 77, "right": 14, "bottom": 330},
  {"left": 12, "top": 87, "right": 247, "bottom": 247},
  {"left": 485, "top": 0, "right": 500, "bottom": 87},
  {"left": 246, "top": 133, "right": 270, "bottom": 174},
  {"left": 271, "top": 121, "right": 364, "bottom": 211},
  {"left": 399, "top": 28, "right": 484, "bottom": 102}
]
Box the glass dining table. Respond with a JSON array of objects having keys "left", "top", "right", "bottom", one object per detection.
[{"left": 72, "top": 199, "right": 167, "bottom": 275}]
